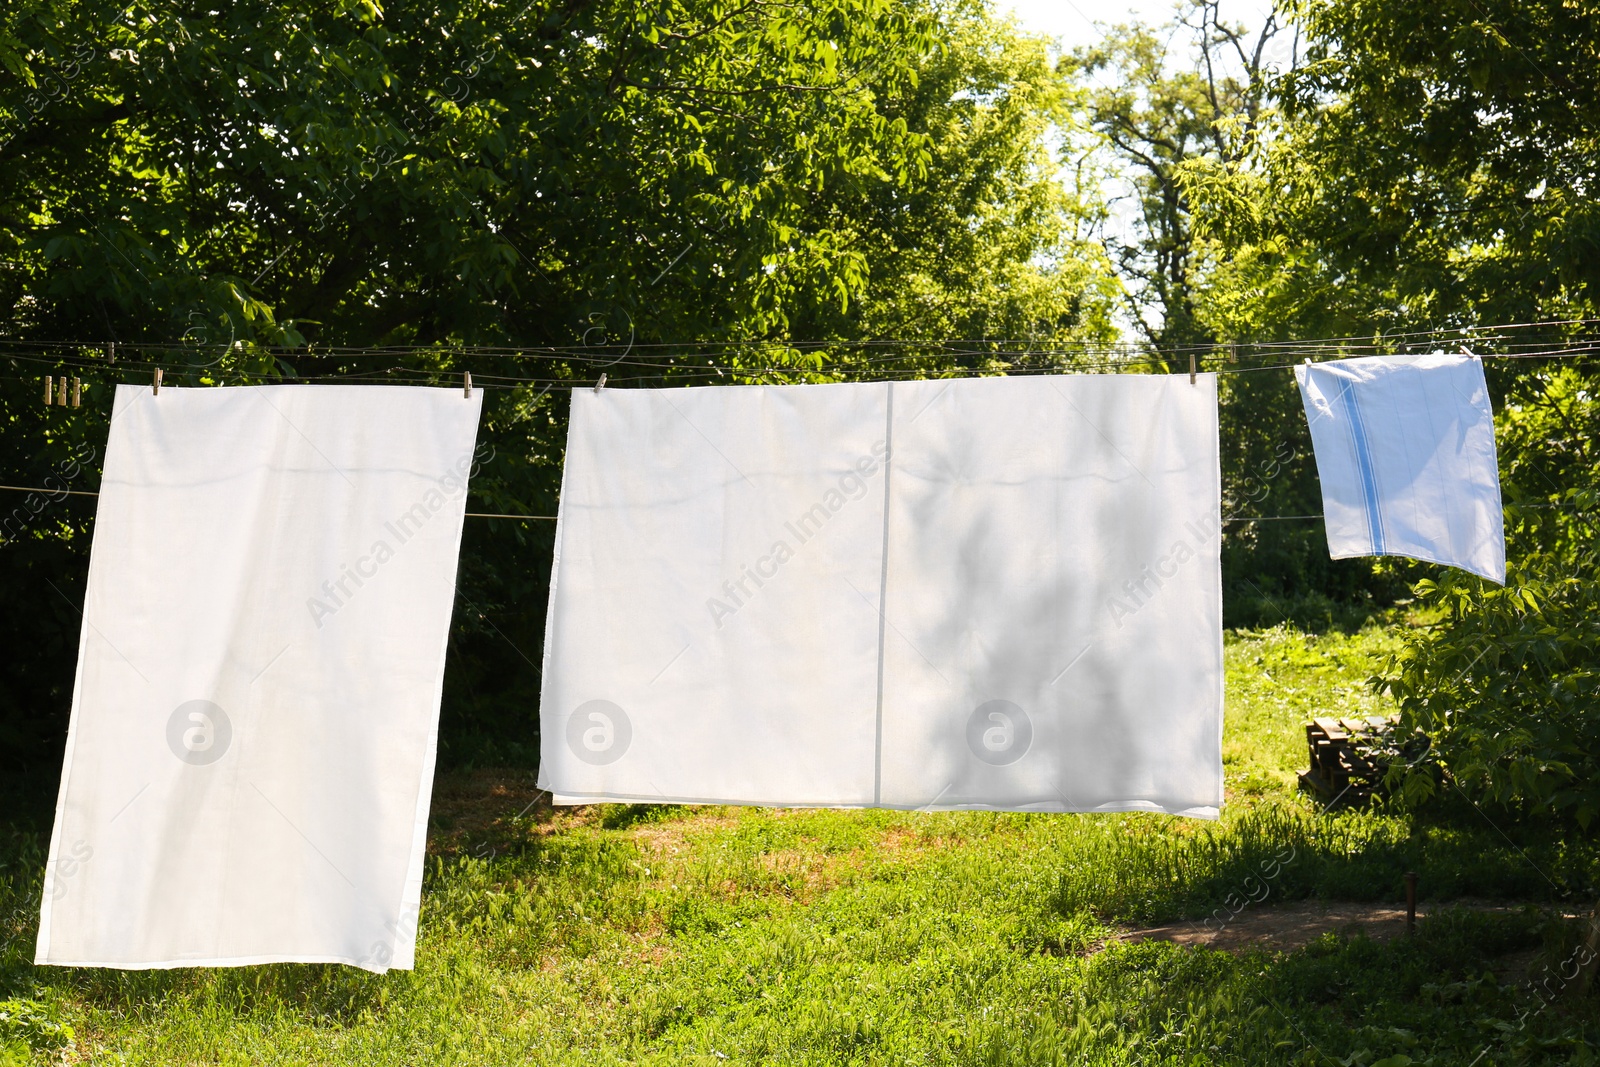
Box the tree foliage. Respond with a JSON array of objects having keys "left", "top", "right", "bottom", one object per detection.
[
  {"left": 1, "top": 0, "right": 1117, "bottom": 350},
  {"left": 1381, "top": 369, "right": 1600, "bottom": 828},
  {"left": 1184, "top": 0, "right": 1600, "bottom": 338}
]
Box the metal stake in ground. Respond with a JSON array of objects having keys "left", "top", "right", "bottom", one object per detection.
[{"left": 1405, "top": 871, "right": 1418, "bottom": 935}]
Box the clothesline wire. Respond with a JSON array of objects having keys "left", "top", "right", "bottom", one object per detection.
[
  {"left": 8, "top": 344, "right": 1600, "bottom": 392},
  {"left": 3, "top": 325, "right": 1598, "bottom": 384},
  {"left": 0, "top": 480, "right": 560, "bottom": 520},
  {"left": 0, "top": 483, "right": 1585, "bottom": 526},
  {"left": 4, "top": 338, "right": 1597, "bottom": 375},
  {"left": 2, "top": 317, "right": 1597, "bottom": 358}
]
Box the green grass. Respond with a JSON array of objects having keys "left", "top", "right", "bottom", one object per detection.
[{"left": 3, "top": 623, "right": 1598, "bottom": 1064}]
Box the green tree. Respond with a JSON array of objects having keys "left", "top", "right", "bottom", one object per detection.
[
  {"left": 2, "top": 0, "right": 939, "bottom": 348},
  {"left": 793, "top": 4, "right": 1119, "bottom": 353}
]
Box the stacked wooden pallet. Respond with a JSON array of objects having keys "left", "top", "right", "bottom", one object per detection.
[{"left": 1299, "top": 715, "right": 1397, "bottom": 804}]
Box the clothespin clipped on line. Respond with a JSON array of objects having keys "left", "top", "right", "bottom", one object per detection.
[
  {"left": 104, "top": 341, "right": 115, "bottom": 363},
  {"left": 153, "top": 367, "right": 162, "bottom": 395},
  {"left": 463, "top": 371, "right": 472, "bottom": 398},
  {"left": 1189, "top": 351, "right": 1196, "bottom": 385},
  {"left": 44, "top": 377, "right": 84, "bottom": 407},
  {"left": 595, "top": 373, "right": 607, "bottom": 393},
  {"left": 1460, "top": 345, "right": 1479, "bottom": 360}
]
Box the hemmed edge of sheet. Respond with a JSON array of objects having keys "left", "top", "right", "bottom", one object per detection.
[
  {"left": 534, "top": 391, "right": 579, "bottom": 795},
  {"left": 34, "top": 953, "right": 401, "bottom": 975},
  {"left": 390, "top": 390, "right": 484, "bottom": 972},
  {"left": 550, "top": 793, "right": 1219, "bottom": 820},
  {"left": 1325, "top": 546, "right": 1506, "bottom": 586},
  {"left": 34, "top": 385, "right": 147, "bottom": 965}
]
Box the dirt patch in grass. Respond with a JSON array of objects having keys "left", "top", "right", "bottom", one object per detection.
[
  {"left": 629, "top": 814, "right": 743, "bottom": 855},
  {"left": 424, "top": 776, "right": 966, "bottom": 905},
  {"left": 1116, "top": 900, "right": 1554, "bottom": 955},
  {"left": 630, "top": 817, "right": 965, "bottom": 903},
  {"left": 426, "top": 768, "right": 578, "bottom": 855}
]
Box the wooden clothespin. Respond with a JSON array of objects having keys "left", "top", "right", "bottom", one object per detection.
[
  {"left": 104, "top": 341, "right": 115, "bottom": 363},
  {"left": 153, "top": 367, "right": 163, "bottom": 395},
  {"left": 45, "top": 376, "right": 53, "bottom": 406},
  {"left": 57, "top": 377, "right": 67, "bottom": 406},
  {"left": 594, "top": 373, "right": 607, "bottom": 393},
  {"left": 463, "top": 370, "right": 472, "bottom": 398},
  {"left": 71, "top": 378, "right": 81, "bottom": 408},
  {"left": 1188, "top": 351, "right": 1197, "bottom": 385}
]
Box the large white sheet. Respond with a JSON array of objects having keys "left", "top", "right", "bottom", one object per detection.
[
  {"left": 1296, "top": 353, "right": 1505, "bottom": 583},
  {"left": 37, "top": 384, "right": 481, "bottom": 972},
  {"left": 539, "top": 375, "right": 1222, "bottom": 818}
]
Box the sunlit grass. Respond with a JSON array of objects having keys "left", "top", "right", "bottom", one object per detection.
[{"left": 3, "top": 623, "right": 1597, "bottom": 1064}]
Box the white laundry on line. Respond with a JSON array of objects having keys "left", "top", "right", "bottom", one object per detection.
[
  {"left": 1295, "top": 353, "right": 1505, "bottom": 584},
  {"left": 538, "top": 374, "right": 1224, "bottom": 818},
  {"left": 36, "top": 384, "right": 482, "bottom": 973}
]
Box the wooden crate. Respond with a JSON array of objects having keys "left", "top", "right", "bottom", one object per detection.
[{"left": 1299, "top": 715, "right": 1397, "bottom": 804}]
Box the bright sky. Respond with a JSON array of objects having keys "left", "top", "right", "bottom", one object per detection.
[{"left": 998, "top": 0, "right": 1284, "bottom": 57}]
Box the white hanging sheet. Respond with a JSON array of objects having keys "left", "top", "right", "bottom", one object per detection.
[
  {"left": 37, "top": 384, "right": 482, "bottom": 973},
  {"left": 539, "top": 374, "right": 1223, "bottom": 818},
  {"left": 1296, "top": 353, "right": 1505, "bottom": 583}
]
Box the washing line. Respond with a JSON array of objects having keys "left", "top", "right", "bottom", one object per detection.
[
  {"left": 3, "top": 318, "right": 1598, "bottom": 384},
  {"left": 9, "top": 343, "right": 1600, "bottom": 394},
  {"left": 0, "top": 482, "right": 553, "bottom": 520},
  {"left": 2, "top": 486, "right": 1584, "bottom": 525},
  {"left": 3, "top": 316, "right": 1597, "bottom": 357}
]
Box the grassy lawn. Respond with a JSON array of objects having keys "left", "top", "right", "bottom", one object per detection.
[{"left": 4, "top": 623, "right": 1598, "bottom": 1064}]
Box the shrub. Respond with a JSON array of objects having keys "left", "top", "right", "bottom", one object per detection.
[{"left": 1380, "top": 367, "right": 1600, "bottom": 829}]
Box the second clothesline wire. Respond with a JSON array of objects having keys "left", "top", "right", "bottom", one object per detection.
[
  {"left": 0, "top": 485, "right": 1336, "bottom": 524},
  {"left": 7, "top": 486, "right": 1584, "bottom": 524}
]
